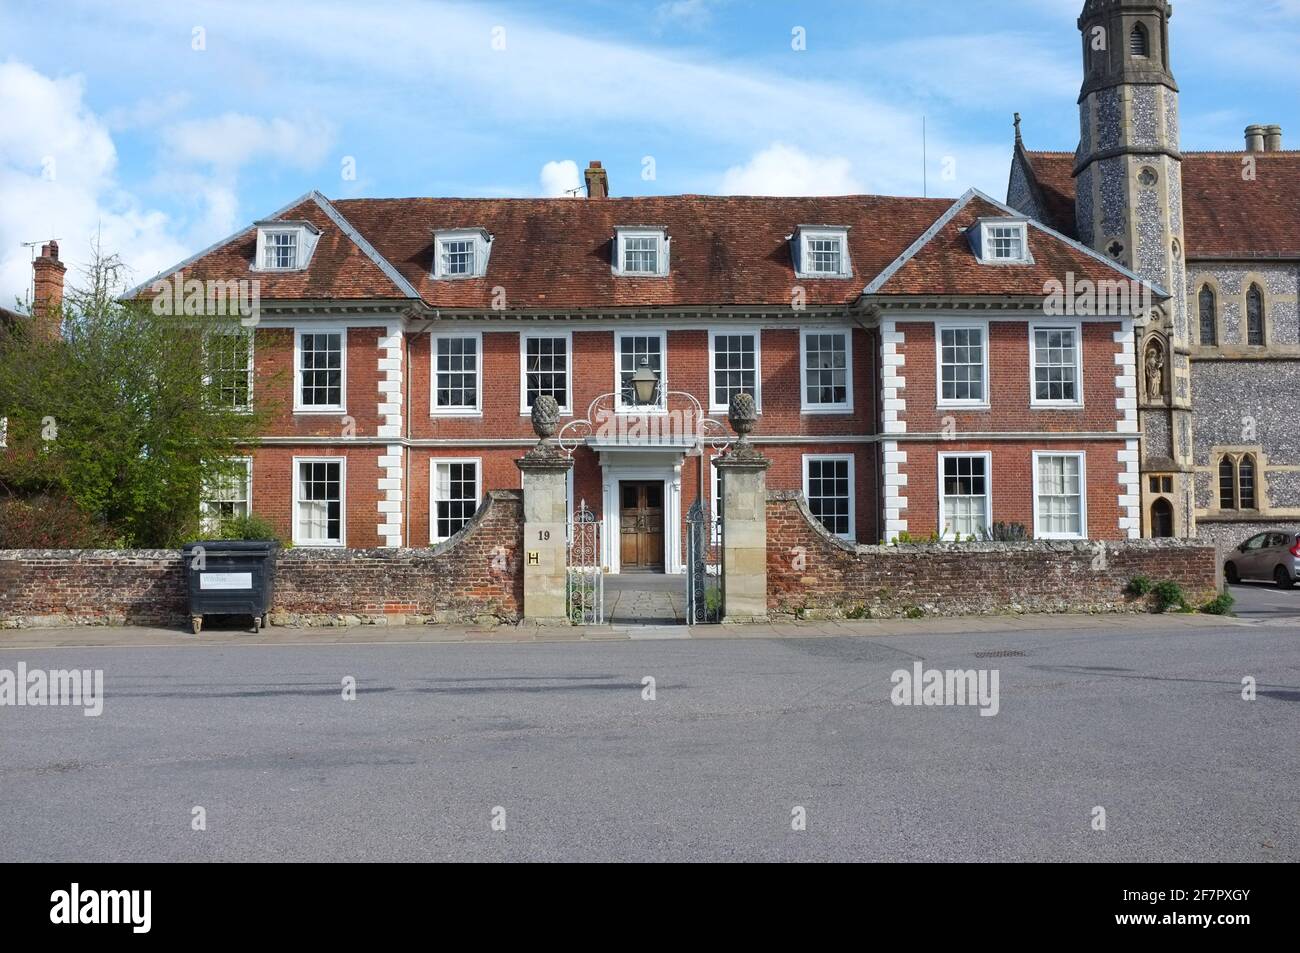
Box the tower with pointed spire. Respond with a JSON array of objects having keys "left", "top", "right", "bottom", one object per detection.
[{"left": 1075, "top": 0, "right": 1195, "bottom": 536}]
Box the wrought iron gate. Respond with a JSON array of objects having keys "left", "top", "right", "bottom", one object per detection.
[
  {"left": 567, "top": 500, "right": 604, "bottom": 625},
  {"left": 685, "top": 498, "right": 723, "bottom": 624}
]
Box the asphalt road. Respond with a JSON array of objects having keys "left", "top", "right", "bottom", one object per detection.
[
  {"left": 1, "top": 620, "right": 1296, "bottom": 862},
  {"left": 1228, "top": 580, "right": 1300, "bottom": 623}
]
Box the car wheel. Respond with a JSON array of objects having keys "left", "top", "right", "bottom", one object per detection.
[
  {"left": 1275, "top": 566, "right": 1295, "bottom": 590},
  {"left": 1225, "top": 562, "right": 1240, "bottom": 585}
]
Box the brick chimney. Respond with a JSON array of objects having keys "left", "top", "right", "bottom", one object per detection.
[
  {"left": 1264, "top": 124, "right": 1284, "bottom": 152},
  {"left": 584, "top": 161, "right": 609, "bottom": 199},
  {"left": 1245, "top": 124, "right": 1266, "bottom": 152},
  {"left": 31, "top": 240, "right": 66, "bottom": 341}
]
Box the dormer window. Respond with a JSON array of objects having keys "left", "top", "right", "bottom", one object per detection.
[
  {"left": 266, "top": 231, "right": 297, "bottom": 269},
  {"left": 970, "top": 219, "right": 1032, "bottom": 265},
  {"left": 254, "top": 221, "right": 320, "bottom": 272},
  {"left": 613, "top": 227, "right": 669, "bottom": 277},
  {"left": 792, "top": 226, "right": 851, "bottom": 278},
  {"left": 433, "top": 228, "right": 492, "bottom": 279}
]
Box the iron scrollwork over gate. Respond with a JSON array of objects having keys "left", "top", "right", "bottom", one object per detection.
[
  {"left": 567, "top": 501, "right": 604, "bottom": 625},
  {"left": 686, "top": 497, "right": 723, "bottom": 624}
]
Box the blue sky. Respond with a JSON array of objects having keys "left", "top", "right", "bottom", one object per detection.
[{"left": 1, "top": 0, "right": 1297, "bottom": 305}]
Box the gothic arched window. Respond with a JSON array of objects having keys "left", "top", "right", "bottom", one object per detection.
[
  {"left": 1220, "top": 454, "right": 1260, "bottom": 511},
  {"left": 1246, "top": 284, "right": 1265, "bottom": 346},
  {"left": 1219, "top": 457, "right": 1236, "bottom": 510},
  {"left": 1130, "top": 24, "right": 1149, "bottom": 57},
  {"left": 1198, "top": 285, "right": 1217, "bottom": 346},
  {"left": 1239, "top": 455, "right": 1257, "bottom": 509}
]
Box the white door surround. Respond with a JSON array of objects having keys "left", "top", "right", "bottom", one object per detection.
[{"left": 598, "top": 451, "right": 684, "bottom": 574}]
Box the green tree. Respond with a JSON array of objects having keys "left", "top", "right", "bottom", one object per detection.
[{"left": 0, "top": 244, "right": 274, "bottom": 546}]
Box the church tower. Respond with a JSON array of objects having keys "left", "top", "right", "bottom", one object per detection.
[{"left": 1075, "top": 0, "right": 1195, "bottom": 537}]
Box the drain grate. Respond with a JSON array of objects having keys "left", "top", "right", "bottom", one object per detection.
[{"left": 973, "top": 650, "right": 1026, "bottom": 659}]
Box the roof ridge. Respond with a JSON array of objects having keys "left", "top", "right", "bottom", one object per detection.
[{"left": 309, "top": 192, "right": 420, "bottom": 299}]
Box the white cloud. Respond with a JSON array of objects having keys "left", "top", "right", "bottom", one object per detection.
[
  {"left": 655, "top": 0, "right": 720, "bottom": 31},
  {"left": 720, "top": 143, "right": 865, "bottom": 196},
  {"left": 167, "top": 113, "right": 335, "bottom": 171},
  {"left": 539, "top": 159, "right": 581, "bottom": 197},
  {"left": 0, "top": 61, "right": 188, "bottom": 307}
]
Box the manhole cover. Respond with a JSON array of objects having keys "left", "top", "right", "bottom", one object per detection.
[{"left": 973, "top": 650, "right": 1026, "bottom": 658}]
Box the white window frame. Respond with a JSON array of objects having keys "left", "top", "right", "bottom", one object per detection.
[
  {"left": 519, "top": 331, "right": 573, "bottom": 416},
  {"left": 937, "top": 452, "right": 993, "bottom": 541},
  {"left": 935, "top": 320, "right": 990, "bottom": 409},
  {"left": 794, "top": 226, "right": 852, "bottom": 278},
  {"left": 612, "top": 227, "right": 670, "bottom": 277},
  {"left": 200, "top": 457, "right": 254, "bottom": 532},
  {"left": 293, "top": 327, "right": 347, "bottom": 414},
  {"left": 432, "top": 228, "right": 492, "bottom": 279},
  {"left": 291, "top": 456, "right": 346, "bottom": 547},
  {"left": 431, "top": 330, "right": 484, "bottom": 417},
  {"left": 614, "top": 329, "right": 668, "bottom": 413},
  {"left": 253, "top": 222, "right": 319, "bottom": 272},
  {"left": 1032, "top": 451, "right": 1088, "bottom": 540},
  {"left": 430, "top": 457, "right": 483, "bottom": 544},
  {"left": 203, "top": 326, "right": 255, "bottom": 413},
  {"left": 707, "top": 329, "right": 762, "bottom": 414},
  {"left": 799, "top": 328, "right": 853, "bottom": 414},
  {"left": 1028, "top": 322, "right": 1084, "bottom": 408},
  {"left": 802, "top": 453, "right": 856, "bottom": 541},
  {"left": 976, "top": 220, "right": 1032, "bottom": 264}
]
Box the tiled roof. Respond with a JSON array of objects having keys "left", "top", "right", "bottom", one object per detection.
[
  {"left": 332, "top": 194, "right": 951, "bottom": 310},
  {"left": 867, "top": 193, "right": 1167, "bottom": 299},
  {"left": 131, "top": 188, "right": 1153, "bottom": 311},
  {"left": 128, "top": 194, "right": 414, "bottom": 302},
  {"left": 1024, "top": 150, "right": 1300, "bottom": 258}
]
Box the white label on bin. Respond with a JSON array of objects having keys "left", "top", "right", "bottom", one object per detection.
[{"left": 199, "top": 572, "right": 253, "bottom": 590}]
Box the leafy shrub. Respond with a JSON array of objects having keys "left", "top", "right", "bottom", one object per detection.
[
  {"left": 1200, "top": 592, "right": 1235, "bottom": 616},
  {"left": 0, "top": 495, "right": 109, "bottom": 548},
  {"left": 191, "top": 513, "right": 285, "bottom": 545},
  {"left": 983, "top": 521, "right": 1028, "bottom": 542},
  {"left": 1126, "top": 576, "right": 1155, "bottom": 597},
  {"left": 1151, "top": 580, "right": 1187, "bottom": 613},
  {"left": 903, "top": 605, "right": 924, "bottom": 619}
]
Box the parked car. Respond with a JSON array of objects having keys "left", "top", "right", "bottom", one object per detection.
[{"left": 1224, "top": 530, "right": 1300, "bottom": 589}]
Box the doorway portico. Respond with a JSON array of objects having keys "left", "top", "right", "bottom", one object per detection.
[{"left": 593, "top": 443, "right": 689, "bottom": 574}]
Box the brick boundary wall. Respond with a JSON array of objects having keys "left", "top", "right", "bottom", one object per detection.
[
  {"left": 766, "top": 492, "right": 1221, "bottom": 618},
  {"left": 0, "top": 491, "right": 523, "bottom": 629}
]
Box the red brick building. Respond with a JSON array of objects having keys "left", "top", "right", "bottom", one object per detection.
[{"left": 126, "top": 165, "right": 1158, "bottom": 571}]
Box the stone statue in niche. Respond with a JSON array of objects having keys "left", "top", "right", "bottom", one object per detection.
[{"left": 1144, "top": 340, "right": 1165, "bottom": 402}]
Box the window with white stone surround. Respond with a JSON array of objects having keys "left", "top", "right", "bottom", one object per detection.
[
  {"left": 293, "top": 458, "right": 345, "bottom": 546},
  {"left": 803, "top": 454, "right": 855, "bottom": 540},
  {"left": 200, "top": 458, "right": 252, "bottom": 532},
  {"left": 937, "top": 324, "right": 987, "bottom": 406},
  {"left": 431, "top": 459, "right": 481, "bottom": 542},
  {"left": 938, "top": 453, "right": 991, "bottom": 540},
  {"left": 1032, "top": 452, "right": 1086, "bottom": 539},
  {"left": 432, "top": 331, "right": 482, "bottom": 415},
  {"left": 1029, "top": 323, "right": 1082, "bottom": 406},
  {"left": 800, "top": 329, "right": 852, "bottom": 412}
]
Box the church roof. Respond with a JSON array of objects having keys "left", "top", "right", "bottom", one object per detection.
[{"left": 1022, "top": 149, "right": 1300, "bottom": 259}]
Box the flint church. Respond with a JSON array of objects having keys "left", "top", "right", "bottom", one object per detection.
[{"left": 1008, "top": 0, "right": 1300, "bottom": 547}]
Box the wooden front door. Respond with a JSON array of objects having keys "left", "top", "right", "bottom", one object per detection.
[{"left": 619, "top": 481, "right": 664, "bottom": 571}]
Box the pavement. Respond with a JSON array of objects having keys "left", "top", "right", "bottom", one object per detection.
[
  {"left": 0, "top": 607, "right": 1250, "bottom": 649},
  {"left": 1, "top": 612, "right": 1296, "bottom": 862},
  {"left": 604, "top": 572, "right": 686, "bottom": 625}
]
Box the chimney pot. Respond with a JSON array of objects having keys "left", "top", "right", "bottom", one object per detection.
[
  {"left": 584, "top": 160, "right": 609, "bottom": 199},
  {"left": 1265, "top": 124, "right": 1283, "bottom": 152},
  {"left": 31, "top": 238, "right": 66, "bottom": 341},
  {"left": 1245, "top": 124, "right": 1266, "bottom": 153}
]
